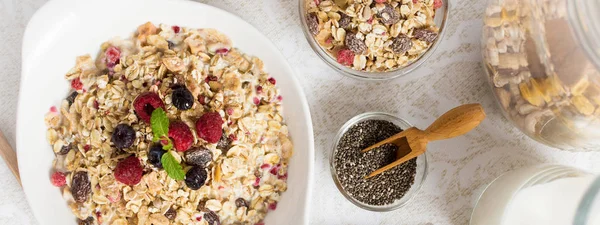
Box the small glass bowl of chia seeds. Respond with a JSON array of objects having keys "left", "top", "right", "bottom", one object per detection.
[{"left": 330, "top": 112, "right": 428, "bottom": 211}]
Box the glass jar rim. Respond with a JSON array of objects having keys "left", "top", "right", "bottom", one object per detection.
[
  {"left": 574, "top": 176, "right": 600, "bottom": 225},
  {"left": 568, "top": 1, "right": 600, "bottom": 70}
]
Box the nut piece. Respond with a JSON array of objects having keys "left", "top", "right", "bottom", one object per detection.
[
  {"left": 162, "top": 57, "right": 185, "bottom": 72},
  {"left": 136, "top": 22, "right": 158, "bottom": 43},
  {"left": 413, "top": 28, "right": 438, "bottom": 43},
  {"left": 339, "top": 13, "right": 352, "bottom": 29},
  {"left": 307, "top": 13, "right": 320, "bottom": 35},
  {"left": 184, "top": 147, "right": 213, "bottom": 167},
  {"left": 390, "top": 35, "right": 412, "bottom": 54},
  {"left": 345, "top": 32, "right": 367, "bottom": 54},
  {"left": 378, "top": 4, "right": 400, "bottom": 25}
]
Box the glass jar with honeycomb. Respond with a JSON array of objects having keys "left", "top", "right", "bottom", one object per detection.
[{"left": 482, "top": 0, "right": 600, "bottom": 150}]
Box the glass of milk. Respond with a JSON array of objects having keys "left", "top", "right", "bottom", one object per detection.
[{"left": 471, "top": 164, "right": 600, "bottom": 225}]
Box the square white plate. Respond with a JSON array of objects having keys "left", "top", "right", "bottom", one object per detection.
[{"left": 17, "top": 0, "right": 314, "bottom": 224}]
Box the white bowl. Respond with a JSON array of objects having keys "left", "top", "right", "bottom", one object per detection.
[{"left": 17, "top": 0, "right": 314, "bottom": 224}]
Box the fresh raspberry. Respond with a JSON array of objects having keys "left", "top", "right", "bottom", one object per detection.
[
  {"left": 195, "top": 112, "right": 223, "bottom": 143},
  {"left": 84, "top": 145, "right": 91, "bottom": 152},
  {"left": 277, "top": 95, "right": 283, "bottom": 101},
  {"left": 337, "top": 49, "right": 355, "bottom": 66},
  {"left": 260, "top": 164, "right": 270, "bottom": 169},
  {"left": 375, "top": 0, "right": 386, "bottom": 3},
  {"left": 433, "top": 0, "right": 442, "bottom": 9},
  {"left": 253, "top": 97, "right": 260, "bottom": 105},
  {"left": 169, "top": 121, "right": 194, "bottom": 152},
  {"left": 268, "top": 77, "right": 276, "bottom": 85},
  {"left": 114, "top": 156, "right": 143, "bottom": 186},
  {"left": 71, "top": 78, "right": 83, "bottom": 90},
  {"left": 256, "top": 86, "right": 263, "bottom": 94},
  {"left": 49, "top": 106, "right": 57, "bottom": 113},
  {"left": 133, "top": 92, "right": 165, "bottom": 123},
  {"left": 172, "top": 25, "right": 181, "bottom": 33},
  {"left": 105, "top": 46, "right": 121, "bottom": 68},
  {"left": 51, "top": 171, "right": 66, "bottom": 187}
]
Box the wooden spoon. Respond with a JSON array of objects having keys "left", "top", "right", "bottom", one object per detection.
[
  {"left": 362, "top": 104, "right": 486, "bottom": 179},
  {"left": 0, "top": 130, "right": 21, "bottom": 185}
]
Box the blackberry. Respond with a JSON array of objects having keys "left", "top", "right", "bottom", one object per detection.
[
  {"left": 171, "top": 86, "right": 194, "bottom": 110},
  {"left": 111, "top": 124, "right": 136, "bottom": 148},
  {"left": 185, "top": 166, "right": 207, "bottom": 190},
  {"left": 148, "top": 144, "right": 165, "bottom": 168}
]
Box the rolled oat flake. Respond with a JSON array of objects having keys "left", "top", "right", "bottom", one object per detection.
[{"left": 334, "top": 120, "right": 417, "bottom": 206}]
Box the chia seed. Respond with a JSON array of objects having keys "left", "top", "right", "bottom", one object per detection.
[{"left": 334, "top": 119, "right": 417, "bottom": 206}]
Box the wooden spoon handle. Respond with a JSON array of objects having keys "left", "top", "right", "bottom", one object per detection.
[
  {"left": 0, "top": 130, "right": 21, "bottom": 185},
  {"left": 424, "top": 104, "right": 486, "bottom": 141}
]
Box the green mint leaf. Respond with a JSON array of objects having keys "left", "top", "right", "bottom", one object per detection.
[
  {"left": 161, "top": 151, "right": 185, "bottom": 180},
  {"left": 151, "top": 108, "right": 169, "bottom": 142}
]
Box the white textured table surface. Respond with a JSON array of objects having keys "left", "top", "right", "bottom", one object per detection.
[{"left": 1, "top": 0, "right": 600, "bottom": 224}]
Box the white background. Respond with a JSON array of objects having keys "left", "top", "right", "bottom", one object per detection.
[{"left": 1, "top": 0, "right": 599, "bottom": 224}]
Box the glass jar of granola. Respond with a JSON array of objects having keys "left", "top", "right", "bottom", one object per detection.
[
  {"left": 300, "top": 0, "right": 449, "bottom": 80},
  {"left": 482, "top": 0, "right": 600, "bottom": 150}
]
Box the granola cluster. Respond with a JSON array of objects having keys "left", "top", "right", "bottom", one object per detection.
[
  {"left": 305, "top": 0, "right": 442, "bottom": 72},
  {"left": 45, "top": 22, "right": 293, "bottom": 225}
]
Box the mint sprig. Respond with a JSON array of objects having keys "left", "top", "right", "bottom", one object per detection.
[
  {"left": 161, "top": 151, "right": 185, "bottom": 180},
  {"left": 151, "top": 108, "right": 169, "bottom": 142},
  {"left": 150, "top": 108, "right": 184, "bottom": 180}
]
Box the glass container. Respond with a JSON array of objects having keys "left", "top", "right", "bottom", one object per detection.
[
  {"left": 299, "top": 0, "right": 449, "bottom": 80},
  {"left": 482, "top": 0, "right": 600, "bottom": 150},
  {"left": 471, "top": 164, "right": 600, "bottom": 225},
  {"left": 329, "top": 112, "right": 428, "bottom": 211}
]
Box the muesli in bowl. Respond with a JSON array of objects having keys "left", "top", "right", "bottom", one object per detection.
[
  {"left": 300, "top": 0, "right": 448, "bottom": 80},
  {"left": 44, "top": 22, "right": 293, "bottom": 225}
]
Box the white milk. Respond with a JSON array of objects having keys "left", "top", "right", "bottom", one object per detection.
[
  {"left": 471, "top": 165, "right": 599, "bottom": 225},
  {"left": 502, "top": 176, "right": 596, "bottom": 225}
]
